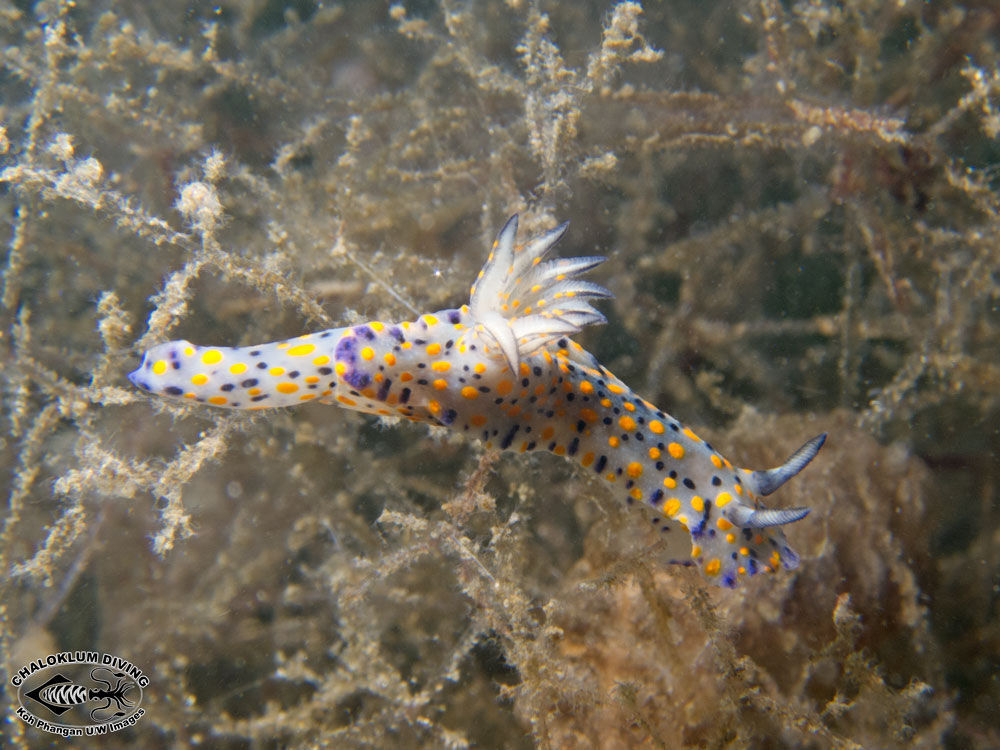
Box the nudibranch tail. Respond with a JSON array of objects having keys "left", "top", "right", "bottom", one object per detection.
[
  {"left": 128, "top": 330, "right": 351, "bottom": 409},
  {"left": 130, "top": 215, "right": 825, "bottom": 588}
]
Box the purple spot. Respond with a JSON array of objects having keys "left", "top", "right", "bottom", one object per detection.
[
  {"left": 447, "top": 310, "right": 461, "bottom": 324},
  {"left": 354, "top": 325, "right": 375, "bottom": 340},
  {"left": 388, "top": 326, "right": 404, "bottom": 342},
  {"left": 377, "top": 378, "right": 392, "bottom": 401},
  {"left": 344, "top": 369, "right": 370, "bottom": 389},
  {"left": 335, "top": 336, "right": 356, "bottom": 362}
]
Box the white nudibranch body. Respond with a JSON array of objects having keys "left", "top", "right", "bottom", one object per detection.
[{"left": 130, "top": 216, "right": 825, "bottom": 587}]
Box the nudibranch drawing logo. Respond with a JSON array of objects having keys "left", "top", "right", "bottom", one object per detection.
[{"left": 11, "top": 651, "right": 147, "bottom": 737}]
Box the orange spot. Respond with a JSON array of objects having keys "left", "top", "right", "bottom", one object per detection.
[
  {"left": 300, "top": 394, "right": 317, "bottom": 401},
  {"left": 682, "top": 427, "right": 701, "bottom": 442},
  {"left": 229, "top": 362, "right": 247, "bottom": 375},
  {"left": 337, "top": 395, "right": 357, "bottom": 406},
  {"left": 630, "top": 487, "right": 642, "bottom": 500},
  {"left": 608, "top": 436, "right": 620, "bottom": 448},
  {"left": 664, "top": 499, "right": 681, "bottom": 516},
  {"left": 715, "top": 491, "right": 733, "bottom": 507},
  {"left": 579, "top": 380, "right": 594, "bottom": 394},
  {"left": 384, "top": 352, "right": 396, "bottom": 366},
  {"left": 691, "top": 496, "right": 704, "bottom": 512},
  {"left": 705, "top": 559, "right": 721, "bottom": 576},
  {"left": 287, "top": 343, "right": 316, "bottom": 357},
  {"left": 553, "top": 445, "right": 566, "bottom": 456},
  {"left": 361, "top": 347, "right": 374, "bottom": 360},
  {"left": 152, "top": 360, "right": 167, "bottom": 375},
  {"left": 314, "top": 355, "right": 331, "bottom": 366},
  {"left": 433, "top": 379, "right": 448, "bottom": 390},
  {"left": 580, "top": 408, "right": 598, "bottom": 423},
  {"left": 626, "top": 462, "right": 643, "bottom": 478},
  {"left": 461, "top": 386, "right": 478, "bottom": 400},
  {"left": 607, "top": 383, "right": 625, "bottom": 394},
  {"left": 497, "top": 380, "right": 513, "bottom": 396},
  {"left": 208, "top": 396, "right": 227, "bottom": 405},
  {"left": 428, "top": 400, "right": 441, "bottom": 414},
  {"left": 305, "top": 376, "right": 320, "bottom": 383},
  {"left": 202, "top": 350, "right": 223, "bottom": 365},
  {"left": 711, "top": 454, "right": 723, "bottom": 469},
  {"left": 335, "top": 362, "right": 347, "bottom": 376},
  {"left": 618, "top": 415, "right": 637, "bottom": 431},
  {"left": 581, "top": 452, "right": 595, "bottom": 467},
  {"left": 426, "top": 342, "right": 442, "bottom": 356},
  {"left": 663, "top": 476, "right": 677, "bottom": 489},
  {"left": 191, "top": 373, "right": 208, "bottom": 386},
  {"left": 717, "top": 518, "right": 734, "bottom": 531},
  {"left": 474, "top": 362, "right": 487, "bottom": 374},
  {"left": 270, "top": 366, "right": 285, "bottom": 376},
  {"left": 248, "top": 388, "right": 262, "bottom": 396},
  {"left": 622, "top": 402, "right": 635, "bottom": 412},
  {"left": 400, "top": 372, "right": 413, "bottom": 382},
  {"left": 648, "top": 447, "right": 661, "bottom": 460},
  {"left": 276, "top": 382, "right": 299, "bottom": 394},
  {"left": 471, "top": 415, "right": 487, "bottom": 427},
  {"left": 667, "top": 442, "right": 685, "bottom": 459},
  {"left": 648, "top": 420, "right": 664, "bottom": 434}
]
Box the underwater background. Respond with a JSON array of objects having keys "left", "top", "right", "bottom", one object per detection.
[{"left": 1, "top": 0, "right": 998, "bottom": 747}]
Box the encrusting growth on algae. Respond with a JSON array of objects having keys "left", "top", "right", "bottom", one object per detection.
[{"left": 131, "top": 216, "right": 825, "bottom": 587}]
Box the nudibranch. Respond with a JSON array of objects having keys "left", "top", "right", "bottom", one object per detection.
[{"left": 130, "top": 216, "right": 825, "bottom": 587}]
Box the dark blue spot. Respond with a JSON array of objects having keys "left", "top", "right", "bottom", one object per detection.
[
  {"left": 377, "top": 379, "right": 392, "bottom": 401},
  {"left": 500, "top": 424, "right": 520, "bottom": 450},
  {"left": 344, "top": 370, "right": 370, "bottom": 389}
]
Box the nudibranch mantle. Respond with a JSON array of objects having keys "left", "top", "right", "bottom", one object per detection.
[{"left": 130, "top": 216, "right": 825, "bottom": 587}]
